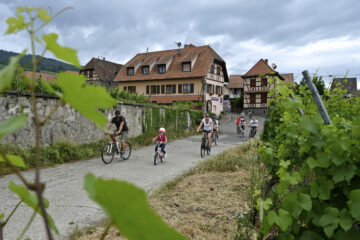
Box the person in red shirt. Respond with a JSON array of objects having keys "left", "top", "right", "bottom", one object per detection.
[{"left": 152, "top": 127, "right": 168, "bottom": 157}]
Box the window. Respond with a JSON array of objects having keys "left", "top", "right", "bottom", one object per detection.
[
  {"left": 261, "top": 77, "right": 267, "bottom": 87},
  {"left": 158, "top": 64, "right": 166, "bottom": 74},
  {"left": 250, "top": 94, "right": 256, "bottom": 104},
  {"left": 124, "top": 86, "right": 127, "bottom": 91},
  {"left": 178, "top": 84, "right": 182, "bottom": 93},
  {"left": 146, "top": 85, "right": 150, "bottom": 94},
  {"left": 89, "top": 70, "right": 93, "bottom": 78},
  {"left": 142, "top": 66, "right": 149, "bottom": 75},
  {"left": 250, "top": 78, "right": 256, "bottom": 88},
  {"left": 210, "top": 64, "right": 215, "bottom": 74},
  {"left": 216, "top": 86, "right": 223, "bottom": 95},
  {"left": 182, "top": 62, "right": 191, "bottom": 72},
  {"left": 128, "top": 86, "right": 136, "bottom": 93},
  {"left": 151, "top": 85, "right": 157, "bottom": 94},
  {"left": 157, "top": 85, "right": 160, "bottom": 94},
  {"left": 207, "top": 84, "right": 214, "bottom": 94},
  {"left": 217, "top": 66, "right": 221, "bottom": 75},
  {"left": 261, "top": 93, "right": 268, "bottom": 103},
  {"left": 166, "top": 84, "right": 176, "bottom": 94},
  {"left": 127, "top": 67, "right": 134, "bottom": 76},
  {"left": 161, "top": 85, "right": 165, "bottom": 94},
  {"left": 183, "top": 84, "right": 193, "bottom": 93}
]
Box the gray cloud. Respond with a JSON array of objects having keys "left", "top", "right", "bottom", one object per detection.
[{"left": 1, "top": 0, "right": 360, "bottom": 87}]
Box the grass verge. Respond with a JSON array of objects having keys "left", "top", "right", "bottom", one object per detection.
[
  {"left": 71, "top": 139, "right": 267, "bottom": 240},
  {"left": 0, "top": 128, "right": 196, "bottom": 177}
]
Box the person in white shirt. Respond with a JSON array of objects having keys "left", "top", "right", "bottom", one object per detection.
[
  {"left": 197, "top": 113, "right": 213, "bottom": 149},
  {"left": 248, "top": 117, "right": 259, "bottom": 136},
  {"left": 212, "top": 116, "right": 219, "bottom": 139}
]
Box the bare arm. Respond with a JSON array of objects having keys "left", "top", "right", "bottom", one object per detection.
[
  {"left": 117, "top": 122, "right": 125, "bottom": 133},
  {"left": 211, "top": 122, "right": 214, "bottom": 132},
  {"left": 197, "top": 121, "right": 203, "bottom": 132},
  {"left": 106, "top": 122, "right": 113, "bottom": 131},
  {"left": 164, "top": 135, "right": 168, "bottom": 144},
  {"left": 152, "top": 136, "right": 157, "bottom": 142}
]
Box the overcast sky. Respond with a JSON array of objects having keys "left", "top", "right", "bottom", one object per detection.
[{"left": 1, "top": 0, "right": 360, "bottom": 88}]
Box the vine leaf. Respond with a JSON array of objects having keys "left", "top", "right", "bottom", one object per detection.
[
  {"left": 0, "top": 52, "right": 25, "bottom": 93},
  {"left": 0, "top": 213, "right": 4, "bottom": 220},
  {"left": 84, "top": 174, "right": 187, "bottom": 240},
  {"left": 36, "top": 9, "right": 51, "bottom": 22},
  {"left": 0, "top": 155, "right": 26, "bottom": 168},
  {"left": 9, "top": 181, "right": 59, "bottom": 234},
  {"left": 339, "top": 209, "right": 353, "bottom": 232},
  {"left": 319, "top": 207, "right": 339, "bottom": 238},
  {"left": 56, "top": 72, "right": 116, "bottom": 128},
  {"left": 42, "top": 33, "right": 81, "bottom": 68},
  {"left": 310, "top": 177, "right": 334, "bottom": 200},
  {"left": 278, "top": 209, "right": 293, "bottom": 231},
  {"left": 347, "top": 189, "right": 360, "bottom": 221},
  {"left": 0, "top": 114, "right": 28, "bottom": 139},
  {"left": 328, "top": 164, "right": 356, "bottom": 184}
]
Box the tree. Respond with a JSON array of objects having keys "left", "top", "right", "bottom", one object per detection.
[{"left": 295, "top": 75, "right": 325, "bottom": 96}]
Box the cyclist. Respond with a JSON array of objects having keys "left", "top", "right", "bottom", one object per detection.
[
  {"left": 236, "top": 115, "right": 241, "bottom": 134},
  {"left": 248, "top": 117, "right": 258, "bottom": 136},
  {"left": 197, "top": 113, "right": 213, "bottom": 149},
  {"left": 106, "top": 109, "right": 129, "bottom": 159},
  {"left": 152, "top": 127, "right": 167, "bottom": 157},
  {"left": 240, "top": 115, "right": 246, "bottom": 131},
  {"left": 212, "top": 116, "right": 219, "bottom": 139}
]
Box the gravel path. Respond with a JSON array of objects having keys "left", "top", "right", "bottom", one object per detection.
[{"left": 0, "top": 113, "right": 265, "bottom": 240}]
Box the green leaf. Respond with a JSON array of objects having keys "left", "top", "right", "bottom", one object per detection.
[
  {"left": 9, "top": 181, "right": 59, "bottom": 234},
  {"left": 283, "top": 193, "right": 302, "bottom": 218},
  {"left": 0, "top": 52, "right": 25, "bottom": 93},
  {"left": 5, "top": 14, "right": 28, "bottom": 34},
  {"left": 328, "top": 164, "right": 357, "bottom": 184},
  {"left": 299, "top": 115, "right": 321, "bottom": 136},
  {"left": 0, "top": 155, "right": 26, "bottom": 168},
  {"left": 0, "top": 114, "right": 28, "bottom": 139},
  {"left": 317, "top": 177, "right": 334, "bottom": 200},
  {"left": 306, "top": 157, "right": 320, "bottom": 169},
  {"left": 0, "top": 213, "right": 4, "bottom": 220},
  {"left": 36, "top": 9, "right": 51, "bottom": 22},
  {"left": 351, "top": 116, "right": 360, "bottom": 137},
  {"left": 56, "top": 72, "right": 116, "bottom": 128},
  {"left": 347, "top": 189, "right": 360, "bottom": 221},
  {"left": 319, "top": 207, "right": 340, "bottom": 238},
  {"left": 279, "top": 160, "right": 291, "bottom": 169},
  {"left": 300, "top": 230, "right": 324, "bottom": 240},
  {"left": 267, "top": 210, "right": 278, "bottom": 226},
  {"left": 278, "top": 209, "right": 293, "bottom": 231},
  {"left": 42, "top": 33, "right": 81, "bottom": 68},
  {"left": 84, "top": 174, "right": 186, "bottom": 240},
  {"left": 298, "top": 193, "right": 312, "bottom": 211},
  {"left": 339, "top": 209, "right": 353, "bottom": 232}
]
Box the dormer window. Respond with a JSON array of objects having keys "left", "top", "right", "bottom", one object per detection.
[
  {"left": 142, "top": 66, "right": 149, "bottom": 75},
  {"left": 158, "top": 64, "right": 166, "bottom": 74},
  {"left": 127, "top": 67, "right": 134, "bottom": 76},
  {"left": 182, "top": 62, "right": 191, "bottom": 72}
]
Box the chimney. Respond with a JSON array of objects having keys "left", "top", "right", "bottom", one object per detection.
[
  {"left": 184, "top": 44, "right": 189, "bottom": 48},
  {"left": 264, "top": 59, "right": 268, "bottom": 64},
  {"left": 177, "top": 48, "right": 181, "bottom": 56}
]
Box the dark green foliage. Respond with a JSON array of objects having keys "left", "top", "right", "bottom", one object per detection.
[
  {"left": 108, "top": 88, "right": 148, "bottom": 104},
  {"left": 258, "top": 79, "right": 360, "bottom": 239},
  {"left": 0, "top": 49, "right": 79, "bottom": 73},
  {"left": 295, "top": 74, "right": 326, "bottom": 96}
]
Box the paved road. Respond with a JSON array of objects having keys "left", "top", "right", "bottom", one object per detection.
[{"left": 0, "top": 113, "right": 265, "bottom": 240}]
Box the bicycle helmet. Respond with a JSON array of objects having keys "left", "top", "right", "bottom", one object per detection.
[{"left": 159, "top": 127, "right": 166, "bottom": 133}]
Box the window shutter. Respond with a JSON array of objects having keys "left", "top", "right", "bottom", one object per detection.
[
  {"left": 157, "top": 85, "right": 160, "bottom": 94},
  {"left": 173, "top": 84, "right": 176, "bottom": 93},
  {"left": 178, "top": 84, "right": 182, "bottom": 93},
  {"left": 190, "top": 83, "right": 194, "bottom": 93},
  {"left": 146, "top": 85, "right": 149, "bottom": 94},
  {"left": 161, "top": 85, "right": 165, "bottom": 94}
]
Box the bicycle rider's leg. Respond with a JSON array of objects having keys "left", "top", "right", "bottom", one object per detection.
[
  {"left": 208, "top": 132, "right": 212, "bottom": 148},
  {"left": 160, "top": 143, "right": 166, "bottom": 154},
  {"left": 120, "top": 131, "right": 128, "bottom": 153},
  {"left": 155, "top": 144, "right": 159, "bottom": 152}
]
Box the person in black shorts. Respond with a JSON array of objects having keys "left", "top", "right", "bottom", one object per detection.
[{"left": 106, "top": 109, "right": 129, "bottom": 158}]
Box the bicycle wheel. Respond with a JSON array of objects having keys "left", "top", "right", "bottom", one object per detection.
[
  {"left": 213, "top": 134, "right": 217, "bottom": 146},
  {"left": 154, "top": 152, "right": 158, "bottom": 165},
  {"left": 101, "top": 143, "right": 115, "bottom": 164},
  {"left": 121, "top": 141, "right": 132, "bottom": 160},
  {"left": 200, "top": 140, "right": 205, "bottom": 158},
  {"left": 207, "top": 147, "right": 211, "bottom": 155}
]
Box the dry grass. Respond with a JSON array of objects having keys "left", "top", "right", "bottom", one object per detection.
[{"left": 71, "top": 139, "right": 261, "bottom": 240}]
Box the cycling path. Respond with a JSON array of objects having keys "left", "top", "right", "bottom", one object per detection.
[{"left": 0, "top": 113, "right": 265, "bottom": 240}]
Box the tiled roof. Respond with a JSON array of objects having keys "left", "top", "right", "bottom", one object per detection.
[
  {"left": 330, "top": 78, "right": 358, "bottom": 96},
  {"left": 280, "top": 73, "right": 294, "bottom": 84},
  {"left": 115, "top": 45, "right": 228, "bottom": 82},
  {"left": 141, "top": 55, "right": 158, "bottom": 66},
  {"left": 181, "top": 50, "right": 201, "bottom": 62},
  {"left": 83, "top": 58, "right": 123, "bottom": 81},
  {"left": 228, "top": 75, "right": 244, "bottom": 88},
  {"left": 243, "top": 58, "right": 283, "bottom": 80},
  {"left": 24, "top": 71, "right": 57, "bottom": 82}
]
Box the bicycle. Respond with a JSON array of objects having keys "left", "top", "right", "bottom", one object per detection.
[
  {"left": 239, "top": 125, "right": 245, "bottom": 138},
  {"left": 153, "top": 141, "right": 165, "bottom": 166},
  {"left": 249, "top": 126, "right": 257, "bottom": 138},
  {"left": 212, "top": 130, "right": 218, "bottom": 146},
  {"left": 200, "top": 131, "right": 211, "bottom": 157},
  {"left": 101, "top": 132, "right": 132, "bottom": 164},
  {"left": 236, "top": 124, "right": 241, "bottom": 136}
]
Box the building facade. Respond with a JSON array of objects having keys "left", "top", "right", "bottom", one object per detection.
[
  {"left": 80, "top": 57, "right": 123, "bottom": 89},
  {"left": 115, "top": 45, "right": 229, "bottom": 116}
]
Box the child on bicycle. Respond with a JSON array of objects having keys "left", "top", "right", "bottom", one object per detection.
[{"left": 152, "top": 127, "right": 167, "bottom": 157}]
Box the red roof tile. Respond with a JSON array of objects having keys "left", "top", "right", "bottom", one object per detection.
[
  {"left": 228, "top": 75, "right": 244, "bottom": 88},
  {"left": 24, "top": 71, "right": 57, "bottom": 82},
  {"left": 83, "top": 58, "right": 123, "bottom": 81}
]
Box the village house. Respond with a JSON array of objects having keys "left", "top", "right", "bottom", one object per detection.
[
  {"left": 228, "top": 75, "right": 244, "bottom": 99},
  {"left": 115, "top": 44, "right": 229, "bottom": 116},
  {"left": 80, "top": 57, "right": 123, "bottom": 89},
  {"left": 242, "top": 59, "right": 294, "bottom": 115},
  {"left": 330, "top": 77, "right": 358, "bottom": 97}
]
